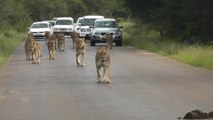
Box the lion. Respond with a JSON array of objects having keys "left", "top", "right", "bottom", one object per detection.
[
  {"left": 31, "top": 42, "right": 42, "bottom": 64},
  {"left": 105, "top": 33, "right": 113, "bottom": 49},
  {"left": 56, "top": 33, "right": 65, "bottom": 51},
  {"left": 48, "top": 34, "right": 56, "bottom": 60},
  {"left": 76, "top": 38, "right": 86, "bottom": 67},
  {"left": 95, "top": 46, "right": 111, "bottom": 83},
  {"left": 25, "top": 33, "right": 35, "bottom": 60},
  {"left": 71, "top": 32, "right": 79, "bottom": 49},
  {"left": 45, "top": 31, "right": 51, "bottom": 45}
]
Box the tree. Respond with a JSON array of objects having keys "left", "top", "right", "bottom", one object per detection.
[{"left": 121, "top": 0, "right": 213, "bottom": 43}]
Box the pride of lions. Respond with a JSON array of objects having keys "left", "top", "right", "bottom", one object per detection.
[{"left": 25, "top": 32, "right": 112, "bottom": 83}]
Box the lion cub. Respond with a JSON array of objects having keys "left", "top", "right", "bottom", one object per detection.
[
  {"left": 31, "top": 42, "right": 42, "bottom": 64},
  {"left": 95, "top": 46, "right": 111, "bottom": 83},
  {"left": 76, "top": 38, "right": 86, "bottom": 67},
  {"left": 48, "top": 34, "right": 57, "bottom": 60},
  {"left": 105, "top": 33, "right": 113, "bottom": 49}
]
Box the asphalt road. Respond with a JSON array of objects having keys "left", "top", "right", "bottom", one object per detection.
[{"left": 0, "top": 37, "right": 213, "bottom": 120}]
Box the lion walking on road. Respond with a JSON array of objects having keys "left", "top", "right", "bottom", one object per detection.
[
  {"left": 31, "top": 42, "right": 42, "bottom": 64},
  {"left": 71, "top": 32, "right": 79, "bottom": 49},
  {"left": 95, "top": 46, "right": 111, "bottom": 83},
  {"left": 105, "top": 33, "right": 113, "bottom": 49},
  {"left": 48, "top": 34, "right": 57, "bottom": 60},
  {"left": 57, "top": 33, "right": 65, "bottom": 51},
  {"left": 25, "top": 33, "right": 35, "bottom": 60},
  {"left": 76, "top": 38, "right": 86, "bottom": 67}
]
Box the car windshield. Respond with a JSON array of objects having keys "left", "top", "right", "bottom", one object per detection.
[
  {"left": 81, "top": 19, "right": 96, "bottom": 26},
  {"left": 78, "top": 19, "right": 83, "bottom": 24},
  {"left": 56, "top": 20, "right": 72, "bottom": 25},
  {"left": 32, "top": 23, "right": 48, "bottom": 28},
  {"left": 94, "top": 21, "right": 118, "bottom": 28},
  {"left": 49, "top": 21, "right": 55, "bottom": 26}
]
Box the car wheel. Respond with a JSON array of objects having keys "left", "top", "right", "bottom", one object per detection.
[
  {"left": 116, "top": 40, "right": 122, "bottom": 46},
  {"left": 90, "top": 40, "right": 95, "bottom": 46}
]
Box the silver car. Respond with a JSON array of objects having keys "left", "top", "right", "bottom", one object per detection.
[{"left": 90, "top": 18, "right": 123, "bottom": 46}]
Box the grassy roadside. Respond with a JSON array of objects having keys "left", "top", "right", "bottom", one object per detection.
[
  {"left": 120, "top": 21, "right": 213, "bottom": 70},
  {"left": 0, "top": 30, "right": 26, "bottom": 69}
]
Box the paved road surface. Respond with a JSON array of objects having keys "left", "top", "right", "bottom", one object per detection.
[{"left": 0, "top": 37, "right": 213, "bottom": 120}]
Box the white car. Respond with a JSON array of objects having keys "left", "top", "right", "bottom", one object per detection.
[
  {"left": 28, "top": 21, "right": 53, "bottom": 40},
  {"left": 79, "top": 15, "right": 104, "bottom": 39},
  {"left": 75, "top": 17, "right": 83, "bottom": 35},
  {"left": 53, "top": 17, "right": 74, "bottom": 35}
]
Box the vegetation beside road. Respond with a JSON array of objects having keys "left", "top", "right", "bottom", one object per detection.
[
  {"left": 0, "top": 30, "right": 26, "bottom": 69},
  {"left": 121, "top": 21, "right": 213, "bottom": 70}
]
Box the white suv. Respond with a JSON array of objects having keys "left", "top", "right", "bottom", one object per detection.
[
  {"left": 28, "top": 21, "right": 53, "bottom": 40},
  {"left": 79, "top": 15, "right": 104, "bottom": 39},
  {"left": 53, "top": 17, "right": 74, "bottom": 35},
  {"left": 75, "top": 17, "right": 83, "bottom": 35}
]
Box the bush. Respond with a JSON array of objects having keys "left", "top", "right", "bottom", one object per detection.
[
  {"left": 121, "top": 21, "right": 213, "bottom": 70},
  {"left": 0, "top": 30, "right": 26, "bottom": 68}
]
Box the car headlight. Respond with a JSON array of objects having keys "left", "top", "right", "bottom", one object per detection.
[
  {"left": 77, "top": 27, "right": 80, "bottom": 30},
  {"left": 114, "top": 31, "right": 122, "bottom": 36}
]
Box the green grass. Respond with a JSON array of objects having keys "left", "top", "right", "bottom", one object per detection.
[
  {"left": 120, "top": 21, "right": 213, "bottom": 70},
  {"left": 0, "top": 30, "right": 26, "bottom": 69},
  {"left": 171, "top": 46, "right": 213, "bottom": 69}
]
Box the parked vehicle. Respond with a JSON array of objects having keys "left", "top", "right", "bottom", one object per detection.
[
  {"left": 43, "top": 20, "right": 55, "bottom": 27},
  {"left": 53, "top": 17, "right": 74, "bottom": 35},
  {"left": 75, "top": 17, "right": 83, "bottom": 36},
  {"left": 79, "top": 15, "right": 104, "bottom": 39},
  {"left": 90, "top": 18, "right": 123, "bottom": 46},
  {"left": 28, "top": 21, "right": 53, "bottom": 40}
]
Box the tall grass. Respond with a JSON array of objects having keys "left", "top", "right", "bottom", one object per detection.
[
  {"left": 0, "top": 30, "right": 26, "bottom": 69},
  {"left": 120, "top": 21, "right": 213, "bottom": 70},
  {"left": 171, "top": 46, "right": 213, "bottom": 69}
]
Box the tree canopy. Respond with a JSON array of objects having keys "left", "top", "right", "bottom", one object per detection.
[
  {"left": 121, "top": 0, "right": 213, "bottom": 43},
  {"left": 0, "top": 0, "right": 123, "bottom": 31}
]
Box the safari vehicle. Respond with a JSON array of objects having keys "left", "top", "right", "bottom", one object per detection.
[
  {"left": 28, "top": 21, "right": 53, "bottom": 40},
  {"left": 53, "top": 17, "right": 74, "bottom": 35},
  {"left": 75, "top": 17, "right": 84, "bottom": 35},
  {"left": 79, "top": 15, "right": 104, "bottom": 39},
  {"left": 90, "top": 18, "right": 123, "bottom": 46},
  {"left": 43, "top": 20, "right": 55, "bottom": 27}
]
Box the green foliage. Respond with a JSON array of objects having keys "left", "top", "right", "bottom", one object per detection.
[
  {"left": 121, "top": 20, "right": 213, "bottom": 70},
  {"left": 121, "top": 0, "right": 213, "bottom": 44},
  {"left": 171, "top": 46, "right": 213, "bottom": 70},
  {"left": 0, "top": 30, "right": 26, "bottom": 68},
  {"left": 0, "top": 0, "right": 124, "bottom": 31}
]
